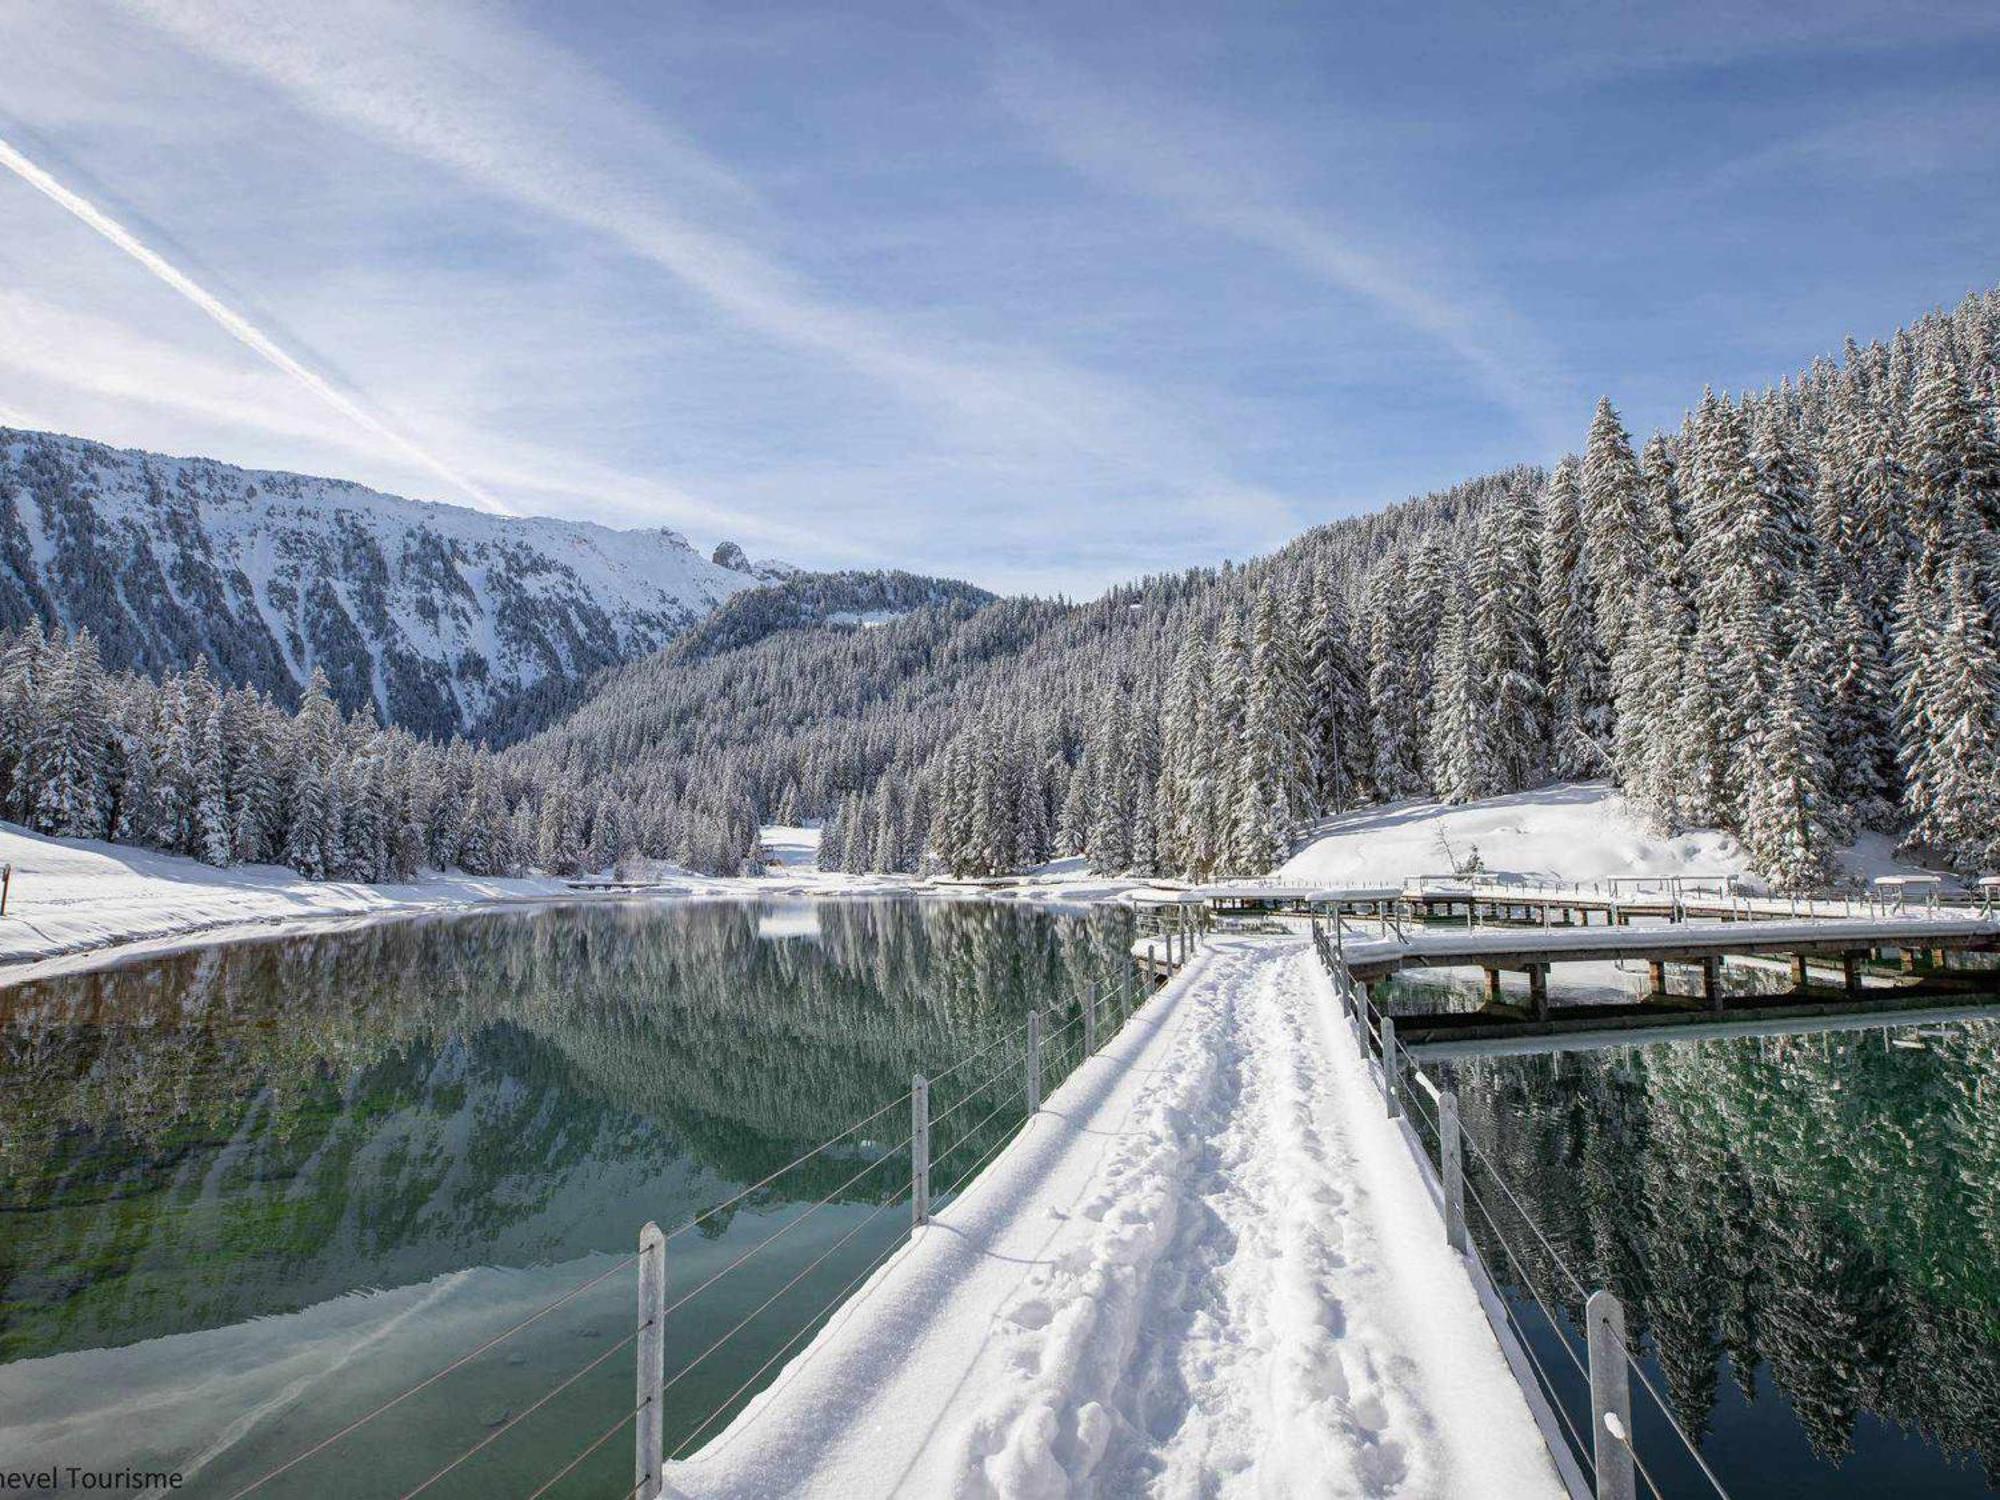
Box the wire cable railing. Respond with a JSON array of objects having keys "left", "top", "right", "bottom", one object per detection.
[
  {"left": 1309, "top": 917, "right": 1731, "bottom": 1500},
  {"left": 360, "top": 950, "right": 1175, "bottom": 1500}
]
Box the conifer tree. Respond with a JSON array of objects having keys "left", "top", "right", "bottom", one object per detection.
[
  {"left": 1744, "top": 642, "right": 1839, "bottom": 894},
  {"left": 1580, "top": 397, "right": 1650, "bottom": 656},
  {"left": 1469, "top": 477, "right": 1544, "bottom": 790},
  {"left": 1538, "top": 457, "right": 1609, "bottom": 777}
]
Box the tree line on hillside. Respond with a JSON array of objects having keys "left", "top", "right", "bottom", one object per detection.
[
  {"left": 884, "top": 291, "right": 2000, "bottom": 890},
  {"left": 0, "top": 622, "right": 763, "bottom": 880}
]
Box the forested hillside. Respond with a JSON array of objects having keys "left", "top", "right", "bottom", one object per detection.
[{"left": 513, "top": 287, "right": 2000, "bottom": 890}]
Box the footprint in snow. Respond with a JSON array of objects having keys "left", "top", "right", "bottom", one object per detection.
[{"left": 1007, "top": 1297, "right": 1055, "bottom": 1330}]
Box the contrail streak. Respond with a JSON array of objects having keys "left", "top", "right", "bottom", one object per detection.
[{"left": 0, "top": 133, "right": 512, "bottom": 514}]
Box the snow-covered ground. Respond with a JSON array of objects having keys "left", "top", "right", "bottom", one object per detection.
[
  {"left": 0, "top": 822, "right": 1174, "bottom": 984},
  {"left": 0, "top": 821, "right": 641, "bottom": 983},
  {"left": 1280, "top": 782, "right": 1952, "bottom": 892},
  {"left": 664, "top": 937, "right": 1563, "bottom": 1500}
]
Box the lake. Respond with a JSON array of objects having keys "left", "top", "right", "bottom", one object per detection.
[
  {"left": 0, "top": 897, "right": 1137, "bottom": 1498},
  {"left": 1426, "top": 1017, "right": 2000, "bottom": 1496}
]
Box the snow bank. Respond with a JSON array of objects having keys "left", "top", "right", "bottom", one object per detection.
[
  {"left": 0, "top": 821, "right": 627, "bottom": 982},
  {"left": 1279, "top": 783, "right": 1747, "bottom": 887},
  {"left": 663, "top": 938, "right": 1562, "bottom": 1499},
  {"left": 1280, "top": 781, "right": 1953, "bottom": 892}
]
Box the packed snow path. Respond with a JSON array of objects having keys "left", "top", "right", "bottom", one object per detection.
[{"left": 665, "top": 938, "right": 1563, "bottom": 1499}]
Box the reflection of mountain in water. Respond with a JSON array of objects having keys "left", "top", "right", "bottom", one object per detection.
[
  {"left": 1439, "top": 1025, "right": 2000, "bottom": 1486},
  {"left": 0, "top": 898, "right": 1130, "bottom": 1362}
]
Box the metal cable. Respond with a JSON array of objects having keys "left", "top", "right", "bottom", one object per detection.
[
  {"left": 1461, "top": 1175, "right": 1593, "bottom": 1386},
  {"left": 924, "top": 1013, "right": 1033, "bottom": 1087},
  {"left": 660, "top": 1131, "right": 913, "bottom": 1320},
  {"left": 1487, "top": 1258, "right": 1597, "bottom": 1484},
  {"left": 663, "top": 1089, "right": 912, "bottom": 1245},
  {"left": 1626, "top": 1435, "right": 1669, "bottom": 1500},
  {"left": 223, "top": 1252, "right": 639, "bottom": 1499},
  {"left": 925, "top": 1058, "right": 1016, "bottom": 1131},
  {"left": 524, "top": 1407, "right": 637, "bottom": 1500},
  {"left": 1605, "top": 1323, "right": 1733, "bottom": 1498},
  {"left": 937, "top": 1112, "right": 1025, "bottom": 1203},
  {"left": 670, "top": 1191, "right": 913, "bottom": 1460},
  {"left": 399, "top": 1326, "right": 639, "bottom": 1499},
  {"left": 931, "top": 1093, "right": 1023, "bottom": 1174},
  {"left": 1454, "top": 1126, "right": 1592, "bottom": 1302},
  {"left": 657, "top": 1182, "right": 914, "bottom": 1402}
]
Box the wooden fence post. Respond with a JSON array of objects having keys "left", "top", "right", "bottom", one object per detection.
[
  {"left": 1026, "top": 1011, "right": 1042, "bottom": 1114},
  {"left": 1441, "top": 1091, "right": 1466, "bottom": 1254},
  {"left": 1380, "top": 1016, "right": 1400, "bottom": 1120},
  {"left": 1587, "top": 1289, "right": 1636, "bottom": 1500},
  {"left": 1083, "top": 988, "right": 1098, "bottom": 1055},
  {"left": 911, "top": 1075, "right": 930, "bottom": 1231},
  {"left": 634, "top": 1222, "right": 666, "bottom": 1500},
  {"left": 0, "top": 863, "right": 11, "bottom": 917}
]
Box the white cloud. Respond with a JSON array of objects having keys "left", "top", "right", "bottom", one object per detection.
[{"left": 0, "top": 132, "right": 515, "bottom": 514}]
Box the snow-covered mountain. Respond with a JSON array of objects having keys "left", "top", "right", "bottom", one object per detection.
[{"left": 0, "top": 428, "right": 795, "bottom": 738}]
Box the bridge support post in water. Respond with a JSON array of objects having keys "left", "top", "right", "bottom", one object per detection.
[
  {"left": 1527, "top": 964, "right": 1549, "bottom": 1021},
  {"left": 1440, "top": 1091, "right": 1466, "bottom": 1254},
  {"left": 1702, "top": 956, "right": 1722, "bottom": 1011},
  {"left": 1844, "top": 952, "right": 1863, "bottom": 997},
  {"left": 1647, "top": 960, "right": 1667, "bottom": 997},
  {"left": 1485, "top": 968, "right": 1502, "bottom": 1006},
  {"left": 1380, "top": 1016, "right": 1400, "bottom": 1120},
  {"left": 634, "top": 1221, "right": 666, "bottom": 1500},
  {"left": 1026, "top": 1012, "right": 1042, "bottom": 1114},
  {"left": 911, "top": 1075, "right": 930, "bottom": 1232},
  {"left": 1792, "top": 954, "right": 1809, "bottom": 991},
  {"left": 1587, "top": 1289, "right": 1636, "bottom": 1500}
]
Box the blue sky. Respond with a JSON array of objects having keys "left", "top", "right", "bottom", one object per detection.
[{"left": 1, "top": 1, "right": 1997, "bottom": 594}]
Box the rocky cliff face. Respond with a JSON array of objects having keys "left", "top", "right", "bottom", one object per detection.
[{"left": 0, "top": 428, "right": 764, "bottom": 738}]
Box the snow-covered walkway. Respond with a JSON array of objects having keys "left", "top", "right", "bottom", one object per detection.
[{"left": 665, "top": 937, "right": 1564, "bottom": 1499}]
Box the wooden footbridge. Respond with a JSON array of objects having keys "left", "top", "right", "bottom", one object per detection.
[{"left": 1149, "top": 877, "right": 2000, "bottom": 1047}]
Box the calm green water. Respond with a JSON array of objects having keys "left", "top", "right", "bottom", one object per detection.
[
  {"left": 0, "top": 898, "right": 1135, "bottom": 1498},
  {"left": 1428, "top": 1020, "right": 2000, "bottom": 1496}
]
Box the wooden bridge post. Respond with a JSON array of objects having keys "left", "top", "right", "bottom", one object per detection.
[
  {"left": 1791, "top": 955, "right": 1809, "bottom": 991},
  {"left": 1026, "top": 1012, "right": 1042, "bottom": 1114},
  {"left": 911, "top": 1075, "right": 931, "bottom": 1231},
  {"left": 1702, "top": 956, "right": 1722, "bottom": 1010},
  {"left": 1647, "top": 960, "right": 1666, "bottom": 996},
  {"left": 1380, "top": 1016, "right": 1400, "bottom": 1120},
  {"left": 1527, "top": 964, "right": 1549, "bottom": 1021},
  {"left": 1587, "top": 1289, "right": 1637, "bottom": 1500},
  {"left": 634, "top": 1221, "right": 666, "bottom": 1500},
  {"left": 1440, "top": 1091, "right": 1466, "bottom": 1254},
  {"left": 1843, "top": 952, "right": 1862, "bottom": 997},
  {"left": 1485, "top": 968, "right": 1502, "bottom": 1006}
]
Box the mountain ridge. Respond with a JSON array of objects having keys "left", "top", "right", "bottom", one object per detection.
[{"left": 0, "top": 427, "right": 966, "bottom": 740}]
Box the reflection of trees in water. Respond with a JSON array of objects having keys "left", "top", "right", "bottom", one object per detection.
[
  {"left": 0, "top": 898, "right": 1130, "bottom": 1360},
  {"left": 1438, "top": 1027, "right": 2000, "bottom": 1483}
]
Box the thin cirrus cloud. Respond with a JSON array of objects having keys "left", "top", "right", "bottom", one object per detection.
[
  {"left": 111, "top": 0, "right": 1276, "bottom": 511},
  {"left": 983, "top": 36, "right": 1571, "bottom": 454},
  {"left": 0, "top": 131, "right": 514, "bottom": 516}
]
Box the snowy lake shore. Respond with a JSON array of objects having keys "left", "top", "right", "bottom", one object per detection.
[{"left": 0, "top": 822, "right": 1174, "bottom": 986}]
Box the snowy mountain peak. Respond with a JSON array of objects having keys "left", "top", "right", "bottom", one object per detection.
[{"left": 0, "top": 428, "right": 763, "bottom": 739}]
